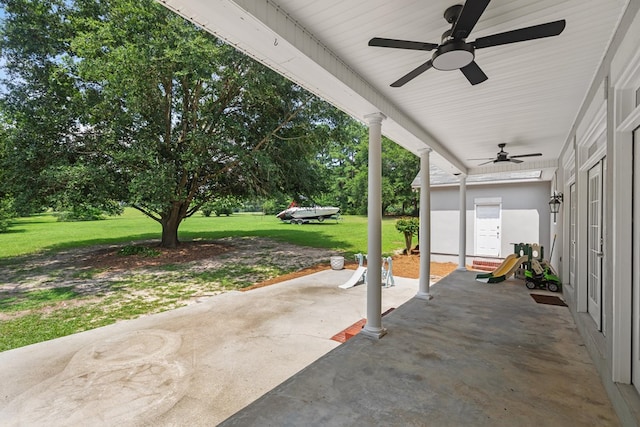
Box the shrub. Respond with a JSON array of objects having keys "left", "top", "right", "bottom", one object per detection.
[
  {"left": 395, "top": 217, "right": 419, "bottom": 255},
  {"left": 0, "top": 197, "right": 15, "bottom": 233},
  {"left": 201, "top": 196, "right": 240, "bottom": 217},
  {"left": 240, "top": 199, "right": 262, "bottom": 212},
  {"left": 54, "top": 204, "right": 106, "bottom": 222},
  {"left": 201, "top": 204, "right": 214, "bottom": 217},
  {"left": 385, "top": 204, "right": 402, "bottom": 216},
  {"left": 261, "top": 199, "right": 278, "bottom": 215}
]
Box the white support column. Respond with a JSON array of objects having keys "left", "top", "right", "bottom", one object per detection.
[
  {"left": 416, "top": 148, "right": 433, "bottom": 300},
  {"left": 362, "top": 112, "right": 386, "bottom": 339},
  {"left": 457, "top": 174, "right": 467, "bottom": 271}
]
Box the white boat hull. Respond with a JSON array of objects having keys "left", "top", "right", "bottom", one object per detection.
[{"left": 276, "top": 206, "right": 340, "bottom": 221}]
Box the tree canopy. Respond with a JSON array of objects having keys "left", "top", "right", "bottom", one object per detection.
[
  {"left": 314, "top": 117, "right": 419, "bottom": 215},
  {"left": 0, "top": 0, "right": 420, "bottom": 241},
  {"left": 0, "top": 0, "right": 336, "bottom": 245}
]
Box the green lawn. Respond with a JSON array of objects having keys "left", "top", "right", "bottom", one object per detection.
[
  {"left": 0, "top": 208, "right": 409, "bottom": 259},
  {"left": 0, "top": 209, "right": 413, "bottom": 351}
]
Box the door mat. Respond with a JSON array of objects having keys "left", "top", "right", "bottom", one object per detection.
[{"left": 530, "top": 294, "right": 567, "bottom": 306}]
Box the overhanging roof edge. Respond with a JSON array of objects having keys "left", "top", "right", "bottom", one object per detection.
[{"left": 156, "top": 0, "right": 467, "bottom": 174}]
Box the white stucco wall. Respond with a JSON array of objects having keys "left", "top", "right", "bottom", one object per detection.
[{"left": 429, "top": 181, "right": 551, "bottom": 258}]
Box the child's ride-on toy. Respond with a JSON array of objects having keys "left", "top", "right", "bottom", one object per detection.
[{"left": 524, "top": 259, "right": 561, "bottom": 292}]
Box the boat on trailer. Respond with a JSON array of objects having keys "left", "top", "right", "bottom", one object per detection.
[{"left": 276, "top": 206, "right": 340, "bottom": 224}]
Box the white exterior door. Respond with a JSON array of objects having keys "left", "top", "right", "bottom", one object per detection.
[
  {"left": 569, "top": 183, "right": 576, "bottom": 287},
  {"left": 475, "top": 204, "right": 501, "bottom": 257},
  {"left": 587, "top": 161, "right": 604, "bottom": 330}
]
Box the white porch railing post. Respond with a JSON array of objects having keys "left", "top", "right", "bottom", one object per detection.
[
  {"left": 457, "top": 174, "right": 467, "bottom": 271},
  {"left": 362, "top": 112, "right": 386, "bottom": 339},
  {"left": 416, "top": 148, "right": 433, "bottom": 300}
]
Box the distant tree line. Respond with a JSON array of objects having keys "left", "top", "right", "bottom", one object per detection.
[{"left": 0, "top": 0, "right": 418, "bottom": 243}]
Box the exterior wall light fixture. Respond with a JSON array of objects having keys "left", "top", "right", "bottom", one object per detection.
[{"left": 549, "top": 192, "right": 563, "bottom": 222}]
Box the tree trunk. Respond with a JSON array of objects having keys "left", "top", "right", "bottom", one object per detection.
[
  {"left": 404, "top": 232, "right": 413, "bottom": 255},
  {"left": 160, "top": 203, "right": 185, "bottom": 248},
  {"left": 161, "top": 221, "right": 180, "bottom": 248}
]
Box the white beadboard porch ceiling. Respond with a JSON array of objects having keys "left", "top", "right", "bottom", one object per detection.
[{"left": 157, "top": 0, "right": 629, "bottom": 179}]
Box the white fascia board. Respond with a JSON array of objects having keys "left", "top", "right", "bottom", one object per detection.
[
  {"left": 468, "top": 159, "right": 558, "bottom": 177},
  {"left": 156, "top": 0, "right": 467, "bottom": 175}
]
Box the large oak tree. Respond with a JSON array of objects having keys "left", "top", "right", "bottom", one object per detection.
[{"left": 1, "top": 0, "right": 329, "bottom": 246}]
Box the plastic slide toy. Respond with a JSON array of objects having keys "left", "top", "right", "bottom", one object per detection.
[
  {"left": 339, "top": 266, "right": 367, "bottom": 289},
  {"left": 475, "top": 255, "right": 528, "bottom": 283},
  {"left": 338, "top": 253, "right": 394, "bottom": 289}
]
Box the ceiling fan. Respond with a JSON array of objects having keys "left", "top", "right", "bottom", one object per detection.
[
  {"left": 368, "top": 1, "right": 566, "bottom": 87},
  {"left": 472, "top": 143, "right": 542, "bottom": 166}
]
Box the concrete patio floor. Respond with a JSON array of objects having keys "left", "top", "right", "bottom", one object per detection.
[
  {"left": 220, "top": 270, "right": 619, "bottom": 427},
  {"left": 0, "top": 269, "right": 417, "bottom": 426},
  {"left": 0, "top": 269, "right": 619, "bottom": 426}
]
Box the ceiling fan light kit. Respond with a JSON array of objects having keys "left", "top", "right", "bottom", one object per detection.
[
  {"left": 369, "top": 0, "right": 566, "bottom": 86},
  {"left": 431, "top": 41, "right": 474, "bottom": 71}
]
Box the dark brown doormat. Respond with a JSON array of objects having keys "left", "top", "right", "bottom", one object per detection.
[{"left": 531, "top": 294, "right": 568, "bottom": 306}]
